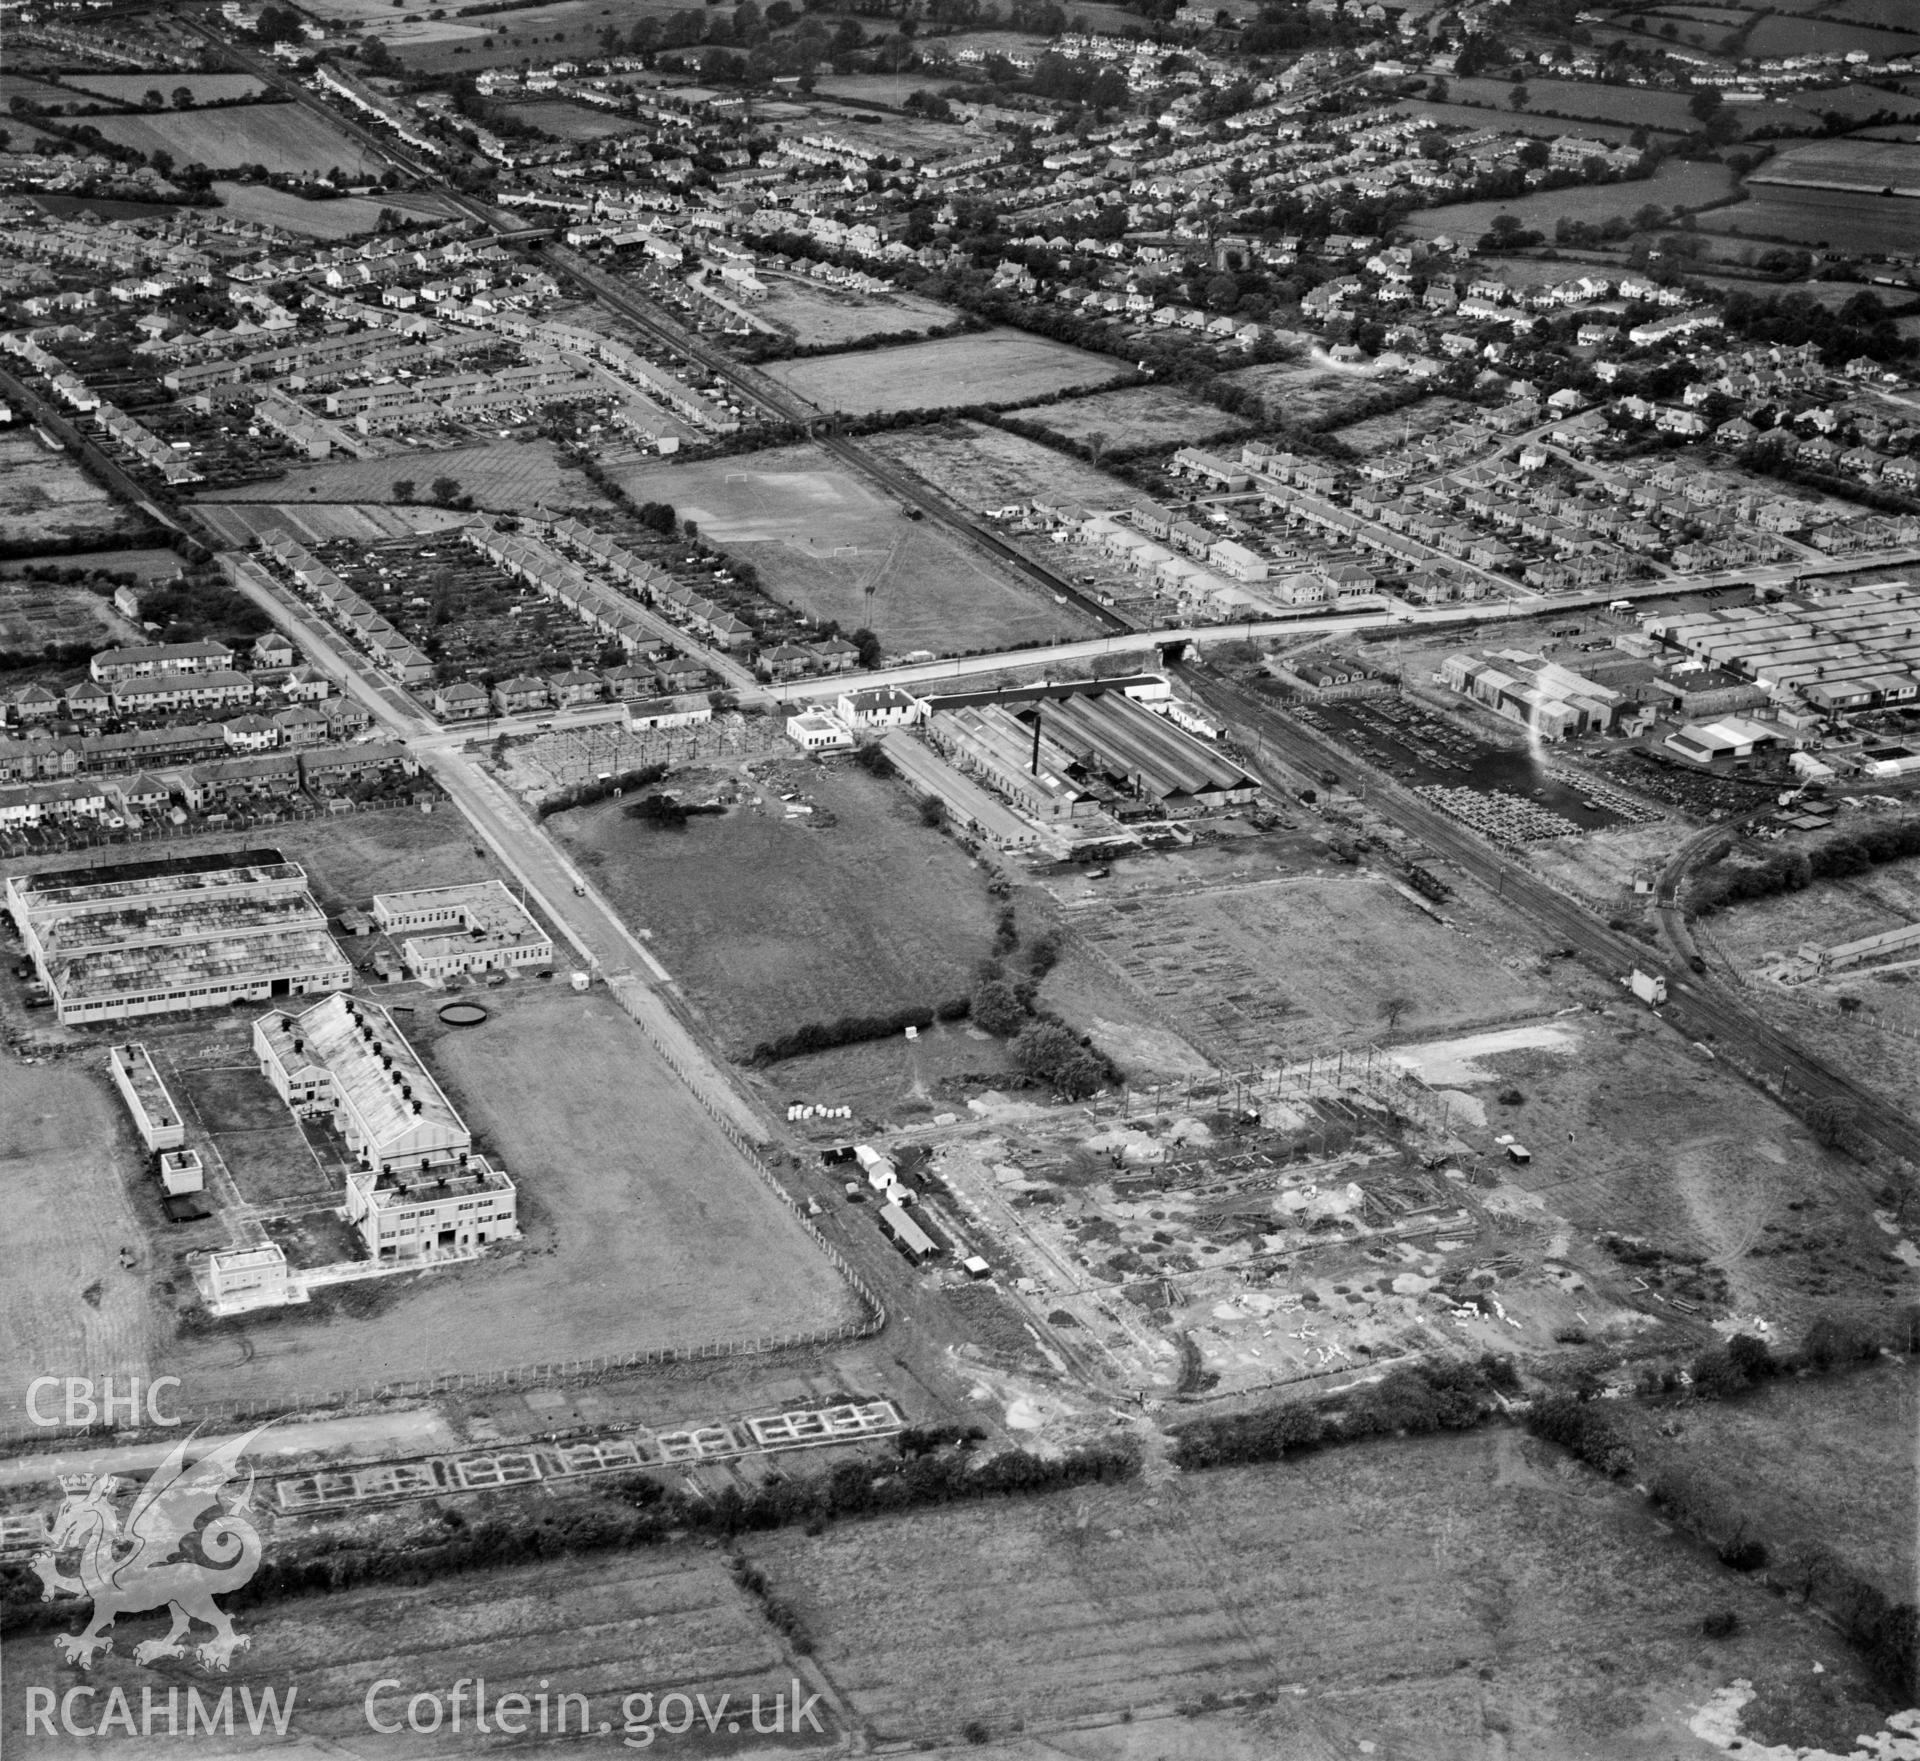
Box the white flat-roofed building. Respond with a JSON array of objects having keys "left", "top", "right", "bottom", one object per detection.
[
  {"left": 199, "top": 1243, "right": 293, "bottom": 1309},
  {"left": 369, "top": 880, "right": 554, "bottom": 983},
  {"left": 5, "top": 858, "right": 352, "bottom": 1026},
  {"left": 108, "top": 1042, "right": 185, "bottom": 1151},
  {"left": 252, "top": 993, "right": 517, "bottom": 1260}
]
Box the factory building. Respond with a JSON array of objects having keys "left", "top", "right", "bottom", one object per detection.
[
  {"left": 5, "top": 856, "right": 352, "bottom": 1026},
  {"left": 253, "top": 992, "right": 517, "bottom": 1260},
  {"left": 1438, "top": 650, "right": 1624, "bottom": 740},
  {"left": 369, "top": 881, "right": 554, "bottom": 983},
  {"left": 108, "top": 1041, "right": 185, "bottom": 1151}
]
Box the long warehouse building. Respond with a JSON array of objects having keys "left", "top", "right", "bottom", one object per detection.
[
  {"left": 1035, "top": 689, "right": 1259, "bottom": 808},
  {"left": 5, "top": 855, "right": 352, "bottom": 1025}
]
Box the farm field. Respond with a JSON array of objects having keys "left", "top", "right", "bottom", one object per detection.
[
  {"left": 88, "top": 104, "right": 384, "bottom": 179},
  {"left": 1398, "top": 159, "right": 1735, "bottom": 240},
  {"left": 1748, "top": 13, "right": 1917, "bottom": 58},
  {"left": 194, "top": 439, "right": 597, "bottom": 512},
  {"left": 1620, "top": 1359, "right": 1918, "bottom": 1605},
  {"left": 1415, "top": 75, "right": 1707, "bottom": 133},
  {"left": 0, "top": 431, "right": 141, "bottom": 546},
  {"left": 1394, "top": 97, "right": 1649, "bottom": 144},
  {"left": 62, "top": 72, "right": 265, "bottom": 104},
  {"left": 870, "top": 419, "right": 1182, "bottom": 515},
  {"left": 1012, "top": 384, "right": 1251, "bottom": 455},
  {"left": 506, "top": 98, "right": 646, "bottom": 141},
  {"left": 754, "top": 276, "right": 961, "bottom": 349},
  {"left": 737, "top": 1430, "right": 1888, "bottom": 1754},
  {"left": 0, "top": 1055, "right": 154, "bottom": 1430},
  {"left": 1699, "top": 185, "right": 1920, "bottom": 252},
  {"left": 551, "top": 759, "right": 1001, "bottom": 1056},
  {"left": 0, "top": 1542, "right": 803, "bottom": 1757},
  {"left": 609, "top": 442, "right": 1103, "bottom": 656},
  {"left": 0, "top": 545, "right": 179, "bottom": 582},
  {"left": 1750, "top": 135, "right": 1920, "bottom": 191},
  {"left": 760, "top": 328, "right": 1129, "bottom": 417}
]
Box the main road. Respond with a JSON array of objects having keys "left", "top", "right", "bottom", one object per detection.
[{"left": 1183, "top": 664, "right": 1920, "bottom": 1169}]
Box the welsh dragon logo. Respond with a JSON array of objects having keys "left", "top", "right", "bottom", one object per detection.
[{"left": 29, "top": 1425, "right": 269, "bottom": 1671}]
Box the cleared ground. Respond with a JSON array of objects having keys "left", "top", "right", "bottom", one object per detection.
[
  {"left": 755, "top": 276, "right": 961, "bottom": 350},
  {"left": 608, "top": 442, "right": 1103, "bottom": 657},
  {"left": 1013, "top": 384, "right": 1251, "bottom": 455},
  {"left": 1217, "top": 360, "right": 1405, "bottom": 430},
  {"left": 739, "top": 1430, "right": 1885, "bottom": 1755},
  {"left": 1399, "top": 160, "right": 1735, "bottom": 240},
  {"left": 195, "top": 440, "right": 596, "bottom": 512},
  {"left": 0, "top": 432, "right": 139, "bottom": 546},
  {"left": 866, "top": 420, "right": 1148, "bottom": 514},
  {"left": 0, "top": 579, "right": 127, "bottom": 654},
  {"left": 88, "top": 104, "right": 384, "bottom": 178},
  {"left": 1333, "top": 394, "right": 1481, "bottom": 457},
  {"left": 760, "top": 329, "right": 1128, "bottom": 417},
  {"left": 553, "top": 759, "right": 1000, "bottom": 1056}
]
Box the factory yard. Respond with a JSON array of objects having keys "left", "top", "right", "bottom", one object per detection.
[
  {"left": 551, "top": 759, "right": 1001, "bottom": 1058},
  {"left": 759, "top": 329, "right": 1129, "bottom": 417},
  {"left": 609, "top": 443, "right": 1104, "bottom": 656}
]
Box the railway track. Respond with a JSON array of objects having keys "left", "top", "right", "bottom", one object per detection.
[{"left": 1185, "top": 664, "right": 1920, "bottom": 1168}]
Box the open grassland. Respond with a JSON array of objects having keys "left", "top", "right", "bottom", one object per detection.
[
  {"left": 755, "top": 276, "right": 961, "bottom": 350},
  {"left": 739, "top": 1430, "right": 1886, "bottom": 1755},
  {"left": 1013, "top": 384, "right": 1251, "bottom": 454},
  {"left": 1398, "top": 159, "right": 1734, "bottom": 240},
  {"left": 0, "top": 1056, "right": 153, "bottom": 1428},
  {"left": 88, "top": 105, "right": 384, "bottom": 178},
  {"left": 610, "top": 442, "right": 1102, "bottom": 655},
  {"left": 195, "top": 439, "right": 595, "bottom": 512},
  {"left": 553, "top": 760, "right": 999, "bottom": 1056},
  {"left": 1620, "top": 1360, "right": 1917, "bottom": 1604},
  {"left": 0, "top": 433, "right": 140, "bottom": 546},
  {"left": 760, "top": 329, "right": 1128, "bottom": 417},
  {"left": 63, "top": 72, "right": 266, "bottom": 105},
  {"left": 867, "top": 420, "right": 1144, "bottom": 513},
  {"left": 1414, "top": 75, "right": 1708, "bottom": 133}
]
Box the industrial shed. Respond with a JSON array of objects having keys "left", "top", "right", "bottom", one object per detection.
[{"left": 1034, "top": 689, "right": 1258, "bottom": 809}]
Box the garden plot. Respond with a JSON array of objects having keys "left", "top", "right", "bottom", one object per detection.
[
  {"left": 0, "top": 580, "right": 123, "bottom": 654},
  {"left": 866, "top": 420, "right": 1146, "bottom": 515},
  {"left": 760, "top": 329, "right": 1128, "bottom": 417}
]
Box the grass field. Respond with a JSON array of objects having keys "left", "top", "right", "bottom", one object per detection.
[
  {"left": 1398, "top": 159, "right": 1734, "bottom": 240},
  {"left": 194, "top": 439, "right": 597, "bottom": 513},
  {"left": 0, "top": 432, "right": 140, "bottom": 546},
  {"left": 1012, "top": 384, "right": 1251, "bottom": 454},
  {"left": 63, "top": 73, "right": 266, "bottom": 105},
  {"left": 1394, "top": 98, "right": 1650, "bottom": 144},
  {"left": 608, "top": 442, "right": 1103, "bottom": 656},
  {"left": 192, "top": 500, "right": 479, "bottom": 548},
  {"left": 760, "top": 329, "right": 1128, "bottom": 417},
  {"left": 1699, "top": 186, "right": 1920, "bottom": 252},
  {"left": 1215, "top": 359, "right": 1398, "bottom": 429},
  {"left": 507, "top": 98, "right": 647, "bottom": 141},
  {"left": 206, "top": 180, "right": 447, "bottom": 239},
  {"left": 1621, "top": 1360, "right": 1917, "bottom": 1606},
  {"left": 1412, "top": 75, "right": 1707, "bottom": 133},
  {"left": 0, "top": 1056, "right": 154, "bottom": 1426},
  {"left": 173, "top": 1064, "right": 332, "bottom": 1208},
  {"left": 1748, "top": 13, "right": 1916, "bottom": 58},
  {"left": 553, "top": 760, "right": 1000, "bottom": 1055},
  {"left": 1751, "top": 135, "right": 1920, "bottom": 192},
  {"left": 89, "top": 103, "right": 384, "bottom": 178},
  {"left": 756, "top": 276, "right": 961, "bottom": 350}
]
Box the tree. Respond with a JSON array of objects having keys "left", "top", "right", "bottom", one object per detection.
[
  {"left": 392, "top": 478, "right": 415, "bottom": 502},
  {"left": 971, "top": 978, "right": 1027, "bottom": 1036},
  {"left": 144, "top": 88, "right": 166, "bottom": 110},
  {"left": 849, "top": 626, "right": 881, "bottom": 667},
  {"left": 1688, "top": 87, "right": 1722, "bottom": 124},
  {"left": 1013, "top": 1021, "right": 1106, "bottom": 1099},
  {"left": 1803, "top": 1095, "right": 1858, "bottom": 1151},
  {"left": 1428, "top": 77, "right": 1449, "bottom": 104},
  {"left": 1508, "top": 83, "right": 1530, "bottom": 112},
  {"left": 1380, "top": 995, "right": 1413, "bottom": 1033},
  {"left": 172, "top": 86, "right": 195, "bottom": 109},
  {"left": 430, "top": 475, "right": 461, "bottom": 505}
]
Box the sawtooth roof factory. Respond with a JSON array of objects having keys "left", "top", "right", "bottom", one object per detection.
[{"left": 5, "top": 853, "right": 352, "bottom": 1026}]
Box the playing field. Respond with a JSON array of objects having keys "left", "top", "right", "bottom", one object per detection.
[
  {"left": 609, "top": 443, "right": 1104, "bottom": 657},
  {"left": 554, "top": 761, "right": 1000, "bottom": 1056},
  {"left": 1014, "top": 384, "right": 1251, "bottom": 455},
  {"left": 759, "top": 329, "right": 1128, "bottom": 417},
  {"left": 88, "top": 104, "right": 384, "bottom": 178}
]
